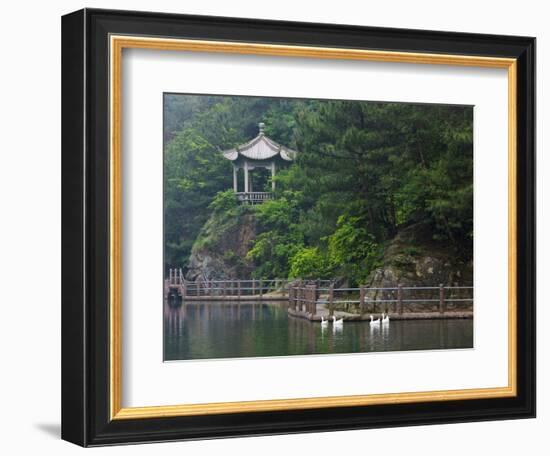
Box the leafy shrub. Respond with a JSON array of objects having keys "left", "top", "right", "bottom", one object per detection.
[
  {"left": 326, "top": 214, "right": 382, "bottom": 285},
  {"left": 208, "top": 189, "right": 238, "bottom": 213},
  {"left": 289, "top": 247, "right": 330, "bottom": 279}
]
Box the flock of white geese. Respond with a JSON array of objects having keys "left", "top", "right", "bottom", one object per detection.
[{"left": 320, "top": 313, "right": 389, "bottom": 329}]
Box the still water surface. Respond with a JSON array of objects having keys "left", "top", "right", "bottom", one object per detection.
[{"left": 164, "top": 301, "right": 473, "bottom": 361}]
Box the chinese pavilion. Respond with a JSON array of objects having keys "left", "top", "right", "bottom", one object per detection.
[{"left": 222, "top": 123, "right": 297, "bottom": 203}]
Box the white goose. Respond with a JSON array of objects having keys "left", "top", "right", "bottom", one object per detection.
[
  {"left": 333, "top": 315, "right": 344, "bottom": 327},
  {"left": 321, "top": 316, "right": 329, "bottom": 328},
  {"left": 382, "top": 313, "right": 390, "bottom": 324},
  {"left": 370, "top": 314, "right": 380, "bottom": 326}
]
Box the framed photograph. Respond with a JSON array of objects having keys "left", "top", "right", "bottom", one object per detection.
[{"left": 61, "top": 8, "right": 535, "bottom": 446}]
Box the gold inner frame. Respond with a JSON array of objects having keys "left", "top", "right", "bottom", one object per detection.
[{"left": 109, "top": 35, "right": 518, "bottom": 420}]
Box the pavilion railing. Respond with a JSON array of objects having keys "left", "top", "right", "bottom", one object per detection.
[{"left": 236, "top": 192, "right": 272, "bottom": 204}]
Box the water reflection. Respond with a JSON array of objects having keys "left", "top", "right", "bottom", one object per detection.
[{"left": 164, "top": 301, "right": 473, "bottom": 361}]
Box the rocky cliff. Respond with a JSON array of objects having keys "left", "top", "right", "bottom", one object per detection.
[
  {"left": 185, "top": 208, "right": 257, "bottom": 281},
  {"left": 366, "top": 222, "right": 473, "bottom": 288},
  {"left": 186, "top": 206, "right": 472, "bottom": 289}
]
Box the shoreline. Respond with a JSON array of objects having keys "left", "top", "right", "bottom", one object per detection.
[
  {"left": 166, "top": 299, "right": 473, "bottom": 321},
  {"left": 288, "top": 307, "right": 473, "bottom": 322}
]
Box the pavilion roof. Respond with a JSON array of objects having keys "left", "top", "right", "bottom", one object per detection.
[{"left": 222, "top": 123, "right": 297, "bottom": 162}]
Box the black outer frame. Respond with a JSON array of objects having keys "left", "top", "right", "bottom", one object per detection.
[{"left": 61, "top": 8, "right": 536, "bottom": 447}]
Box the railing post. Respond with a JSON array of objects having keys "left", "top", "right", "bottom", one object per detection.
[
  {"left": 182, "top": 279, "right": 187, "bottom": 298},
  {"left": 302, "top": 283, "right": 305, "bottom": 312},
  {"left": 197, "top": 280, "right": 201, "bottom": 297},
  {"left": 288, "top": 284, "right": 292, "bottom": 308},
  {"left": 439, "top": 284, "right": 445, "bottom": 314},
  {"left": 329, "top": 284, "right": 334, "bottom": 318},
  {"left": 311, "top": 284, "right": 317, "bottom": 316},
  {"left": 288, "top": 284, "right": 293, "bottom": 309},
  {"left": 169, "top": 268, "right": 172, "bottom": 285},
  {"left": 398, "top": 284, "right": 403, "bottom": 315},
  {"left": 252, "top": 279, "right": 255, "bottom": 296},
  {"left": 360, "top": 285, "right": 366, "bottom": 316},
  {"left": 259, "top": 279, "right": 263, "bottom": 298},
  {"left": 238, "top": 280, "right": 241, "bottom": 299}
]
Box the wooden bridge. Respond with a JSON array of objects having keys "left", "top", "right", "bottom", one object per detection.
[
  {"left": 165, "top": 269, "right": 289, "bottom": 301},
  {"left": 166, "top": 269, "right": 473, "bottom": 320}
]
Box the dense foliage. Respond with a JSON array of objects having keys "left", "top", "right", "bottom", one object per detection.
[{"left": 164, "top": 94, "right": 473, "bottom": 284}]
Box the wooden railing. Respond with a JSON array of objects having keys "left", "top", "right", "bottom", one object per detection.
[
  {"left": 166, "top": 270, "right": 289, "bottom": 300},
  {"left": 288, "top": 281, "right": 473, "bottom": 317},
  {"left": 168, "top": 268, "right": 184, "bottom": 286},
  {"left": 166, "top": 271, "right": 473, "bottom": 313},
  {"left": 236, "top": 191, "right": 272, "bottom": 204},
  {"left": 183, "top": 279, "right": 289, "bottom": 298}
]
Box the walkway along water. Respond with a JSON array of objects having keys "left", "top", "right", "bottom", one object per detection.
[{"left": 166, "top": 269, "right": 473, "bottom": 322}]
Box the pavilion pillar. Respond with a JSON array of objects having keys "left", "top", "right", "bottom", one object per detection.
[
  {"left": 244, "top": 161, "right": 249, "bottom": 193},
  {"left": 271, "top": 162, "right": 276, "bottom": 191},
  {"left": 233, "top": 165, "right": 238, "bottom": 192}
]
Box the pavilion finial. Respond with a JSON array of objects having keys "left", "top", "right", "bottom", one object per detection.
[{"left": 258, "top": 122, "right": 265, "bottom": 135}]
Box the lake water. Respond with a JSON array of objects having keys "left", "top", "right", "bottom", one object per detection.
[{"left": 164, "top": 301, "right": 473, "bottom": 361}]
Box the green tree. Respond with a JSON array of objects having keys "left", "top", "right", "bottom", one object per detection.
[{"left": 164, "top": 94, "right": 473, "bottom": 280}]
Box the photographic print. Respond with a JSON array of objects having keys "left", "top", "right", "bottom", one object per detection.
[
  {"left": 163, "top": 94, "right": 474, "bottom": 361},
  {"left": 62, "top": 11, "right": 535, "bottom": 444}
]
